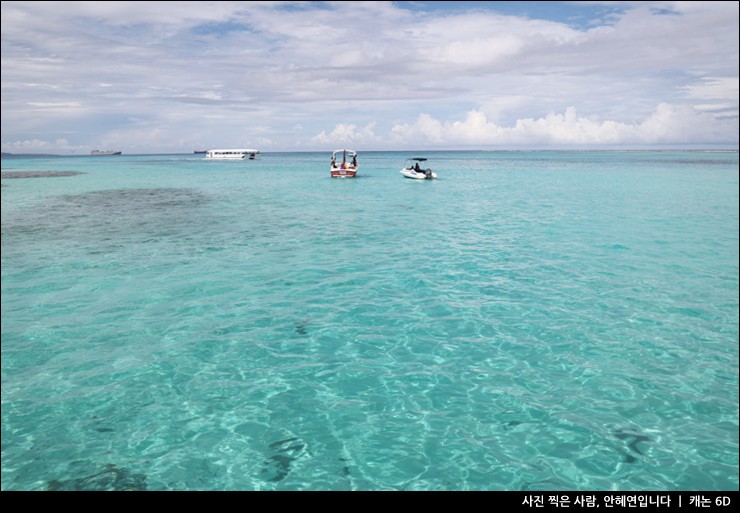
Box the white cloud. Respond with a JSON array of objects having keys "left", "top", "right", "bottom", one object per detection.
[
  {"left": 1, "top": 138, "right": 86, "bottom": 154},
  {"left": 390, "top": 104, "right": 738, "bottom": 147},
  {"left": 1, "top": 1, "right": 738, "bottom": 152},
  {"left": 311, "top": 123, "right": 381, "bottom": 146},
  {"left": 683, "top": 77, "right": 739, "bottom": 102},
  {"left": 26, "top": 102, "right": 83, "bottom": 109}
]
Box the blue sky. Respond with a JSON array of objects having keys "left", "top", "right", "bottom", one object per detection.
[{"left": 1, "top": 1, "right": 738, "bottom": 154}]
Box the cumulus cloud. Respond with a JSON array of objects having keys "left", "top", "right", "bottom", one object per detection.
[
  {"left": 390, "top": 104, "right": 739, "bottom": 147},
  {"left": 311, "top": 123, "right": 381, "bottom": 146}
]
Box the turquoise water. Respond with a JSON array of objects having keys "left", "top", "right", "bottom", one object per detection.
[{"left": 2, "top": 150, "right": 738, "bottom": 491}]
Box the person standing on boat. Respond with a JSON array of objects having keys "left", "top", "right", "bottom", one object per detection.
[{"left": 351, "top": 154, "right": 357, "bottom": 168}]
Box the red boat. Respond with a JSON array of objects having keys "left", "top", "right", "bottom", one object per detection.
[{"left": 330, "top": 149, "right": 358, "bottom": 178}]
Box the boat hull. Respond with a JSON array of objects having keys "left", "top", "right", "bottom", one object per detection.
[
  {"left": 400, "top": 169, "right": 437, "bottom": 180},
  {"left": 331, "top": 167, "right": 358, "bottom": 178}
]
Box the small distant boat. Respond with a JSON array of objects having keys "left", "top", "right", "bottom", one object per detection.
[
  {"left": 330, "top": 149, "right": 358, "bottom": 178},
  {"left": 204, "top": 149, "right": 260, "bottom": 160},
  {"left": 90, "top": 150, "right": 122, "bottom": 156},
  {"left": 400, "top": 157, "right": 437, "bottom": 180},
  {"left": 193, "top": 150, "right": 207, "bottom": 154}
]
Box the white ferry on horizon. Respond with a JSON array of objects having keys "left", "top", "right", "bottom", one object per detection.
[
  {"left": 90, "top": 150, "right": 122, "bottom": 156},
  {"left": 204, "top": 149, "right": 260, "bottom": 160}
]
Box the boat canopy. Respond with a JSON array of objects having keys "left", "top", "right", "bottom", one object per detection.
[{"left": 404, "top": 157, "right": 430, "bottom": 166}]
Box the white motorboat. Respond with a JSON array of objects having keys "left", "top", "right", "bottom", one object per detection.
[{"left": 400, "top": 158, "right": 437, "bottom": 180}]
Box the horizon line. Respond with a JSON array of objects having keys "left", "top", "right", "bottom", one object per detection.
[{"left": 3, "top": 147, "right": 739, "bottom": 157}]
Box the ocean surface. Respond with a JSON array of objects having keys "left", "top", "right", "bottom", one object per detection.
[{"left": 1, "top": 150, "right": 738, "bottom": 491}]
